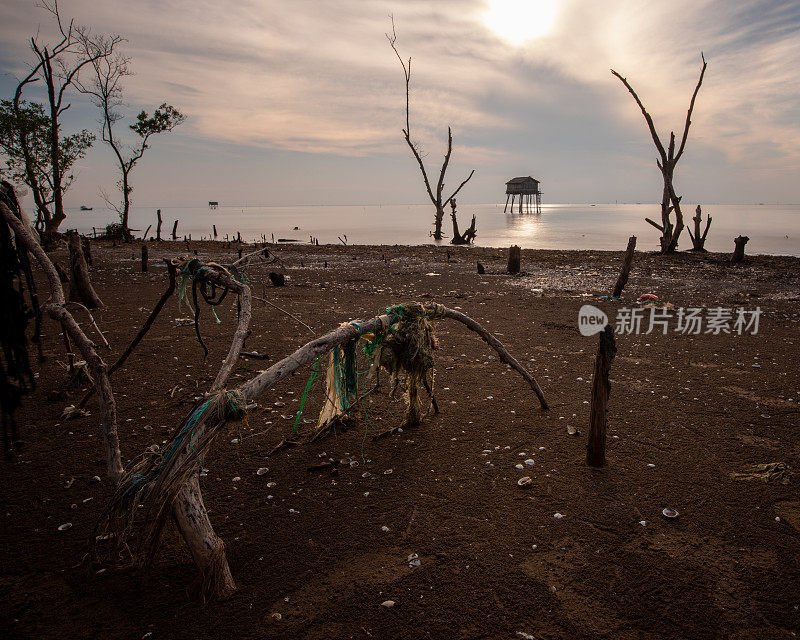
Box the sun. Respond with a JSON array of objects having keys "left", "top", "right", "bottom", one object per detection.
[{"left": 483, "top": 0, "right": 559, "bottom": 46}]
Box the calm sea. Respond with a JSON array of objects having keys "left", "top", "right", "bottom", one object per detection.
[{"left": 66, "top": 203, "right": 800, "bottom": 256}]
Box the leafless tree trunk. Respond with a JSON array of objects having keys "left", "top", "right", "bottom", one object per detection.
[
  {"left": 612, "top": 54, "right": 707, "bottom": 253},
  {"left": 156, "top": 209, "right": 162, "bottom": 241},
  {"left": 687, "top": 205, "right": 712, "bottom": 251},
  {"left": 449, "top": 199, "right": 476, "bottom": 245},
  {"left": 67, "top": 231, "right": 102, "bottom": 308},
  {"left": 387, "top": 18, "right": 475, "bottom": 241},
  {"left": 612, "top": 236, "right": 637, "bottom": 298},
  {"left": 586, "top": 325, "right": 616, "bottom": 467}
]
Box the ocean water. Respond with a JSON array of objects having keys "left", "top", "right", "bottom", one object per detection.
[{"left": 66, "top": 203, "right": 800, "bottom": 256}]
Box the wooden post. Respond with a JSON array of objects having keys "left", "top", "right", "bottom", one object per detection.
[
  {"left": 213, "top": 224, "right": 217, "bottom": 239},
  {"left": 156, "top": 209, "right": 162, "bottom": 241},
  {"left": 92, "top": 226, "right": 97, "bottom": 238},
  {"left": 143, "top": 224, "right": 152, "bottom": 240},
  {"left": 141, "top": 244, "right": 148, "bottom": 272},
  {"left": 237, "top": 231, "right": 242, "bottom": 244},
  {"left": 504, "top": 194, "right": 510, "bottom": 213},
  {"left": 586, "top": 325, "right": 616, "bottom": 467},
  {"left": 612, "top": 235, "right": 637, "bottom": 298},
  {"left": 518, "top": 193, "right": 522, "bottom": 213},
  {"left": 172, "top": 219, "right": 178, "bottom": 240},
  {"left": 507, "top": 245, "right": 521, "bottom": 274},
  {"left": 731, "top": 235, "right": 749, "bottom": 263}
]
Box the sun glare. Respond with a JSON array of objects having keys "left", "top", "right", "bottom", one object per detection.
[{"left": 483, "top": 0, "right": 559, "bottom": 46}]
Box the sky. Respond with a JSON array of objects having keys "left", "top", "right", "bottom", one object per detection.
[{"left": 1, "top": 0, "right": 799, "bottom": 208}]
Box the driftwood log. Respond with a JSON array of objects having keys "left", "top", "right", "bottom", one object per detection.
[
  {"left": 67, "top": 230, "right": 103, "bottom": 308},
  {"left": 586, "top": 325, "right": 616, "bottom": 467},
  {"left": 612, "top": 235, "right": 637, "bottom": 298},
  {"left": 1, "top": 200, "right": 123, "bottom": 479}
]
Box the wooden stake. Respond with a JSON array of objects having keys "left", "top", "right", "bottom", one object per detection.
[
  {"left": 156, "top": 209, "right": 162, "bottom": 241},
  {"left": 141, "top": 244, "right": 148, "bottom": 272},
  {"left": 507, "top": 245, "right": 521, "bottom": 274},
  {"left": 172, "top": 219, "right": 179, "bottom": 240},
  {"left": 612, "top": 235, "right": 636, "bottom": 298},
  {"left": 586, "top": 325, "right": 616, "bottom": 467}
]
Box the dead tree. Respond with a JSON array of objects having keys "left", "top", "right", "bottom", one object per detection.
[
  {"left": 171, "top": 219, "right": 178, "bottom": 240},
  {"left": 586, "top": 325, "right": 616, "bottom": 467},
  {"left": 156, "top": 209, "right": 162, "bottom": 241},
  {"left": 507, "top": 245, "right": 521, "bottom": 274},
  {"left": 688, "top": 205, "right": 711, "bottom": 251},
  {"left": 1, "top": 195, "right": 123, "bottom": 479},
  {"left": 387, "top": 18, "right": 475, "bottom": 241},
  {"left": 731, "top": 235, "right": 749, "bottom": 263},
  {"left": 449, "top": 199, "right": 477, "bottom": 245},
  {"left": 67, "top": 231, "right": 102, "bottom": 308},
  {"left": 97, "top": 293, "right": 548, "bottom": 600},
  {"left": 612, "top": 235, "right": 637, "bottom": 298},
  {"left": 612, "top": 54, "right": 707, "bottom": 253}
]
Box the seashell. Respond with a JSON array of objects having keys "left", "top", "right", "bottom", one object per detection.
[
  {"left": 58, "top": 523, "right": 72, "bottom": 531},
  {"left": 517, "top": 476, "right": 532, "bottom": 487},
  {"left": 566, "top": 425, "right": 579, "bottom": 436},
  {"left": 554, "top": 513, "right": 564, "bottom": 519},
  {"left": 515, "top": 464, "right": 524, "bottom": 470},
  {"left": 662, "top": 507, "right": 679, "bottom": 518},
  {"left": 256, "top": 467, "right": 269, "bottom": 475},
  {"left": 524, "top": 459, "right": 535, "bottom": 466},
  {"left": 381, "top": 600, "right": 395, "bottom": 608}
]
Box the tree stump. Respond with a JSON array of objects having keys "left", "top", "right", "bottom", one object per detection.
[
  {"left": 507, "top": 245, "right": 521, "bottom": 274},
  {"left": 477, "top": 261, "right": 485, "bottom": 274},
  {"left": 688, "top": 205, "right": 711, "bottom": 251},
  {"left": 67, "top": 231, "right": 102, "bottom": 308},
  {"left": 81, "top": 236, "right": 93, "bottom": 267},
  {"left": 172, "top": 219, "right": 179, "bottom": 241},
  {"left": 612, "top": 236, "right": 636, "bottom": 298},
  {"left": 269, "top": 272, "right": 285, "bottom": 287},
  {"left": 586, "top": 325, "right": 616, "bottom": 467},
  {"left": 141, "top": 244, "right": 148, "bottom": 272},
  {"left": 731, "top": 235, "right": 749, "bottom": 263}
]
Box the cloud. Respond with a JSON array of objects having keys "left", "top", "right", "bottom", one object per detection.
[{"left": 1, "top": 0, "right": 799, "bottom": 203}]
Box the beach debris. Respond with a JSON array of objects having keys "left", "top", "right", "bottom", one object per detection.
[
  {"left": 64, "top": 477, "right": 75, "bottom": 489},
  {"left": 524, "top": 458, "right": 535, "bottom": 466},
  {"left": 270, "top": 613, "right": 282, "bottom": 622},
  {"left": 566, "top": 425, "right": 579, "bottom": 436},
  {"left": 731, "top": 462, "right": 792, "bottom": 485},
  {"left": 90, "top": 475, "right": 102, "bottom": 483},
  {"left": 515, "top": 464, "right": 524, "bottom": 470},
  {"left": 381, "top": 525, "right": 390, "bottom": 533},
  {"left": 517, "top": 476, "right": 532, "bottom": 487},
  {"left": 381, "top": 600, "right": 396, "bottom": 608},
  {"left": 232, "top": 476, "right": 241, "bottom": 482},
  {"left": 639, "top": 520, "right": 648, "bottom": 527},
  {"left": 662, "top": 507, "right": 679, "bottom": 518},
  {"left": 407, "top": 553, "right": 421, "bottom": 567},
  {"left": 553, "top": 513, "right": 564, "bottom": 519},
  {"left": 637, "top": 293, "right": 659, "bottom": 304},
  {"left": 61, "top": 404, "right": 88, "bottom": 420},
  {"left": 256, "top": 467, "right": 269, "bottom": 475},
  {"left": 58, "top": 523, "right": 72, "bottom": 531}
]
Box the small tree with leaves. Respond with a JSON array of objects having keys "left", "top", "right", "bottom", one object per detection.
[
  {"left": 612, "top": 54, "right": 707, "bottom": 253},
  {"left": 77, "top": 35, "right": 184, "bottom": 241},
  {"left": 0, "top": 99, "right": 93, "bottom": 231},
  {"left": 387, "top": 18, "right": 475, "bottom": 242}
]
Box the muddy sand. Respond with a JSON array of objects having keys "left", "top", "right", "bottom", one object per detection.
[{"left": 2, "top": 241, "right": 800, "bottom": 639}]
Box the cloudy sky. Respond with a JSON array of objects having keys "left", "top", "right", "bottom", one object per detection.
[{"left": 1, "top": 0, "right": 799, "bottom": 207}]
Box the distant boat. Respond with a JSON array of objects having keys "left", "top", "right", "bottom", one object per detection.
[{"left": 79, "top": 205, "right": 93, "bottom": 211}]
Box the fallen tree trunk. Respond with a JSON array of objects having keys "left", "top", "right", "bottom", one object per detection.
[
  {"left": 102, "top": 296, "right": 548, "bottom": 600},
  {"left": 1, "top": 201, "right": 123, "bottom": 480}
]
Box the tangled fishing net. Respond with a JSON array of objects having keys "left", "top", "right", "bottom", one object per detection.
[{"left": 316, "top": 302, "right": 446, "bottom": 430}]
